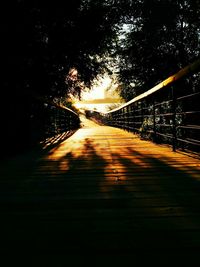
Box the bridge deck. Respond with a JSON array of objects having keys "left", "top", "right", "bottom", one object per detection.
[{"left": 1, "top": 116, "right": 200, "bottom": 264}]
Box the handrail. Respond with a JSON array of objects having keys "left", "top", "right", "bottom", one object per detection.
[
  {"left": 31, "top": 100, "right": 80, "bottom": 142},
  {"left": 104, "top": 58, "right": 200, "bottom": 114},
  {"left": 54, "top": 104, "right": 79, "bottom": 116},
  {"left": 25, "top": 88, "right": 79, "bottom": 117},
  {"left": 25, "top": 90, "right": 81, "bottom": 146},
  {"left": 2, "top": 88, "right": 81, "bottom": 158},
  {"left": 99, "top": 58, "right": 200, "bottom": 154}
]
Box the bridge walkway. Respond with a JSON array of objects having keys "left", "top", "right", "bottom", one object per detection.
[{"left": 1, "top": 116, "right": 200, "bottom": 264}]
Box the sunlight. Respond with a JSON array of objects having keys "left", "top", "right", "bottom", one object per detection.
[
  {"left": 73, "top": 74, "right": 123, "bottom": 112},
  {"left": 67, "top": 68, "right": 78, "bottom": 81},
  {"left": 75, "top": 103, "right": 109, "bottom": 113},
  {"left": 47, "top": 117, "right": 102, "bottom": 161},
  {"left": 81, "top": 76, "right": 111, "bottom": 100}
]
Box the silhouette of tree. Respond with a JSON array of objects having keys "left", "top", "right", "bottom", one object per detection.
[
  {"left": 1, "top": 0, "right": 200, "bottom": 155},
  {"left": 2, "top": 0, "right": 121, "bottom": 101},
  {"left": 117, "top": 0, "right": 200, "bottom": 101}
]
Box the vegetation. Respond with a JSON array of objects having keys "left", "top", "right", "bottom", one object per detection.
[
  {"left": 116, "top": 0, "right": 200, "bottom": 101},
  {"left": 2, "top": 0, "right": 121, "bottom": 100},
  {"left": 2, "top": 0, "right": 200, "bottom": 101},
  {"left": 1, "top": 0, "right": 200, "bottom": 155}
]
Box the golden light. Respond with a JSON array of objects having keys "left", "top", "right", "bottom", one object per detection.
[
  {"left": 73, "top": 75, "right": 122, "bottom": 112},
  {"left": 67, "top": 68, "right": 78, "bottom": 81},
  {"left": 81, "top": 76, "right": 111, "bottom": 100}
]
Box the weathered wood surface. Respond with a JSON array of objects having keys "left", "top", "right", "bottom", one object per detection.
[{"left": 1, "top": 116, "right": 200, "bottom": 264}]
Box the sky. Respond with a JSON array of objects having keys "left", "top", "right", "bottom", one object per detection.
[
  {"left": 74, "top": 75, "right": 123, "bottom": 113},
  {"left": 72, "top": 23, "right": 132, "bottom": 113}
]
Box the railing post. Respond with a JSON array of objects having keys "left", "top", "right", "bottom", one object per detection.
[
  {"left": 128, "top": 105, "right": 130, "bottom": 131},
  {"left": 153, "top": 100, "right": 157, "bottom": 143},
  {"left": 172, "top": 85, "right": 177, "bottom": 152},
  {"left": 130, "top": 104, "right": 134, "bottom": 133},
  {"left": 141, "top": 100, "right": 145, "bottom": 136},
  {"left": 123, "top": 107, "right": 126, "bottom": 130},
  {"left": 141, "top": 101, "right": 144, "bottom": 125},
  {"left": 124, "top": 106, "right": 127, "bottom": 130}
]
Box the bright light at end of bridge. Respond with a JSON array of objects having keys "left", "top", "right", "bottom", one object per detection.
[
  {"left": 74, "top": 76, "right": 122, "bottom": 113},
  {"left": 81, "top": 77, "right": 111, "bottom": 100}
]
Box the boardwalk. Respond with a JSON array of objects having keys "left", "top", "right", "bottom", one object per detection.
[{"left": 1, "top": 116, "right": 200, "bottom": 264}]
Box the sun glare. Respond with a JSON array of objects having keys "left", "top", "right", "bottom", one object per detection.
[
  {"left": 73, "top": 74, "right": 122, "bottom": 113},
  {"left": 82, "top": 77, "right": 111, "bottom": 100}
]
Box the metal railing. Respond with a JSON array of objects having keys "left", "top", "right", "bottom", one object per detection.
[
  {"left": 29, "top": 98, "right": 80, "bottom": 144},
  {"left": 101, "top": 59, "right": 200, "bottom": 153},
  {"left": 2, "top": 90, "right": 80, "bottom": 158}
]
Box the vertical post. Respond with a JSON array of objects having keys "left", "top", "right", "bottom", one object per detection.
[
  {"left": 125, "top": 107, "right": 127, "bottom": 130},
  {"left": 112, "top": 113, "right": 114, "bottom": 126},
  {"left": 130, "top": 104, "right": 133, "bottom": 133},
  {"left": 112, "top": 112, "right": 114, "bottom": 127},
  {"left": 114, "top": 111, "right": 116, "bottom": 127},
  {"left": 121, "top": 108, "right": 124, "bottom": 130},
  {"left": 140, "top": 101, "right": 144, "bottom": 136},
  {"left": 133, "top": 103, "right": 136, "bottom": 134},
  {"left": 128, "top": 105, "right": 130, "bottom": 131},
  {"left": 141, "top": 101, "right": 144, "bottom": 125},
  {"left": 153, "top": 99, "right": 157, "bottom": 143},
  {"left": 69, "top": 112, "right": 72, "bottom": 130},
  {"left": 172, "top": 85, "right": 177, "bottom": 152}
]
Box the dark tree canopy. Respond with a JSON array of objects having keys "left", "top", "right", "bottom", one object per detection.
[
  {"left": 2, "top": 0, "right": 199, "bottom": 102},
  {"left": 1, "top": 0, "right": 121, "bottom": 101},
  {"left": 1, "top": 0, "right": 123, "bottom": 155},
  {"left": 1, "top": 0, "right": 200, "bottom": 156},
  {"left": 117, "top": 0, "right": 200, "bottom": 101}
]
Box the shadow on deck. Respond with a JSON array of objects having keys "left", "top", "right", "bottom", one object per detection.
[{"left": 1, "top": 116, "right": 200, "bottom": 265}]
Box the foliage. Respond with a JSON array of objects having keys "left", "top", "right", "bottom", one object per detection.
[
  {"left": 117, "top": 0, "right": 200, "bottom": 101},
  {"left": 1, "top": 0, "right": 120, "bottom": 101},
  {"left": 1, "top": 0, "right": 122, "bottom": 155},
  {"left": 1, "top": 0, "right": 200, "bottom": 156},
  {"left": 2, "top": 0, "right": 200, "bottom": 101}
]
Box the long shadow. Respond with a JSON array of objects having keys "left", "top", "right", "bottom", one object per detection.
[
  {"left": 0, "top": 130, "right": 79, "bottom": 191},
  {"left": 107, "top": 147, "right": 200, "bottom": 253},
  {"left": 38, "top": 130, "right": 78, "bottom": 152},
  {"left": 1, "top": 134, "right": 200, "bottom": 264},
  {"left": 0, "top": 138, "right": 109, "bottom": 256}
]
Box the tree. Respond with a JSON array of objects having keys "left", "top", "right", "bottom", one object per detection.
[
  {"left": 1, "top": 0, "right": 122, "bottom": 155},
  {"left": 116, "top": 0, "right": 200, "bottom": 101},
  {"left": 1, "top": 0, "right": 122, "bottom": 101}
]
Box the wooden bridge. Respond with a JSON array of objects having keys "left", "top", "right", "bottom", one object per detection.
[
  {"left": 1, "top": 60, "right": 200, "bottom": 265},
  {"left": 1, "top": 115, "right": 200, "bottom": 264}
]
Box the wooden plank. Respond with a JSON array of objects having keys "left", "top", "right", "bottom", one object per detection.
[{"left": 1, "top": 116, "right": 200, "bottom": 257}]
